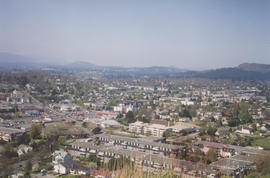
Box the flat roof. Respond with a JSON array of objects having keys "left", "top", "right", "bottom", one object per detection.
[
  {"left": 0, "top": 127, "right": 25, "bottom": 134},
  {"left": 96, "top": 134, "right": 182, "bottom": 149}
]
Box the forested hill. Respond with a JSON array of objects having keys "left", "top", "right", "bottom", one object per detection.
[{"left": 195, "top": 67, "right": 270, "bottom": 80}]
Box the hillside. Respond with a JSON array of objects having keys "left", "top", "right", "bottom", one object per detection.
[
  {"left": 195, "top": 67, "right": 270, "bottom": 80},
  {"left": 238, "top": 63, "right": 270, "bottom": 73}
]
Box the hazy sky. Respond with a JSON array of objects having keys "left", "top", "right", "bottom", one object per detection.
[{"left": 0, "top": 0, "right": 269, "bottom": 69}]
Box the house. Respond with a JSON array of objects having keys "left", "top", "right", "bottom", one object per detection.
[
  {"left": 17, "top": 144, "right": 32, "bottom": 156},
  {"left": 0, "top": 127, "right": 25, "bottom": 142},
  {"left": 54, "top": 163, "right": 68, "bottom": 174},
  {"left": 68, "top": 161, "right": 91, "bottom": 175},
  {"left": 60, "top": 104, "right": 79, "bottom": 112},
  {"left": 236, "top": 127, "right": 253, "bottom": 135},
  {"left": 53, "top": 150, "right": 91, "bottom": 175},
  {"left": 114, "top": 104, "right": 134, "bottom": 113},
  {"left": 179, "top": 117, "right": 191, "bottom": 122},
  {"left": 200, "top": 147, "right": 210, "bottom": 155},
  {"left": 10, "top": 172, "right": 24, "bottom": 178},
  {"left": 54, "top": 161, "right": 91, "bottom": 175},
  {"left": 219, "top": 149, "right": 232, "bottom": 158},
  {"left": 215, "top": 128, "right": 230, "bottom": 138},
  {"left": 52, "top": 150, "right": 72, "bottom": 164},
  {"left": 0, "top": 93, "right": 10, "bottom": 101},
  {"left": 99, "top": 119, "right": 121, "bottom": 128},
  {"left": 96, "top": 111, "right": 117, "bottom": 120},
  {"left": 197, "top": 135, "right": 214, "bottom": 142},
  {"left": 7, "top": 90, "right": 29, "bottom": 104}
]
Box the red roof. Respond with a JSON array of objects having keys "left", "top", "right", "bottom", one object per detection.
[{"left": 91, "top": 170, "right": 112, "bottom": 176}]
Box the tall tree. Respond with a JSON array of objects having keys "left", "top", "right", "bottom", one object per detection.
[
  {"left": 126, "top": 111, "right": 136, "bottom": 123},
  {"left": 30, "top": 124, "right": 42, "bottom": 139}
]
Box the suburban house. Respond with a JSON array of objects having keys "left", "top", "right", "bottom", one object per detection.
[
  {"left": 52, "top": 150, "right": 72, "bottom": 164},
  {"left": 17, "top": 144, "right": 32, "bottom": 156},
  {"left": 52, "top": 150, "right": 91, "bottom": 175},
  {"left": 215, "top": 128, "right": 231, "bottom": 138},
  {"left": 236, "top": 127, "right": 253, "bottom": 135},
  {"left": 0, "top": 127, "right": 25, "bottom": 142}
]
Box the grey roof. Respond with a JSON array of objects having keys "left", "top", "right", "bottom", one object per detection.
[
  {"left": 96, "top": 134, "right": 182, "bottom": 150},
  {"left": 197, "top": 141, "right": 265, "bottom": 155},
  {"left": 69, "top": 141, "right": 217, "bottom": 174},
  {"left": 0, "top": 127, "right": 25, "bottom": 134}
]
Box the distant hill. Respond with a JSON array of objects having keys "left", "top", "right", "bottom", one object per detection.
[
  {"left": 64, "top": 61, "right": 96, "bottom": 69},
  {"left": 0, "top": 52, "right": 269, "bottom": 80},
  {"left": 195, "top": 67, "right": 270, "bottom": 80},
  {"left": 193, "top": 62, "right": 270, "bottom": 80},
  {"left": 237, "top": 63, "right": 270, "bottom": 73},
  {"left": 0, "top": 52, "right": 51, "bottom": 70},
  {"left": 0, "top": 52, "right": 35, "bottom": 68}
]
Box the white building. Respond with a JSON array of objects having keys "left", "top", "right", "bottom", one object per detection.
[
  {"left": 144, "top": 124, "right": 169, "bottom": 137},
  {"left": 54, "top": 163, "right": 68, "bottom": 174},
  {"left": 17, "top": 144, "right": 31, "bottom": 156},
  {"left": 129, "top": 121, "right": 146, "bottom": 134},
  {"left": 236, "top": 127, "right": 252, "bottom": 135},
  {"left": 129, "top": 121, "right": 171, "bottom": 137}
]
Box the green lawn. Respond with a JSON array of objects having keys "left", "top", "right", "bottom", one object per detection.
[{"left": 252, "top": 136, "right": 270, "bottom": 149}]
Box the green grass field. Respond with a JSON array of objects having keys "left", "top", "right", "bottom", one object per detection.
[{"left": 252, "top": 136, "right": 270, "bottom": 149}]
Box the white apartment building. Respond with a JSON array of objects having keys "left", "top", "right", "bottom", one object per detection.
[
  {"left": 129, "top": 121, "right": 146, "bottom": 134},
  {"left": 129, "top": 121, "right": 170, "bottom": 137},
  {"left": 144, "top": 124, "right": 169, "bottom": 137}
]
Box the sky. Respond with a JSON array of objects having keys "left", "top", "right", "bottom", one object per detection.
[{"left": 0, "top": 0, "right": 269, "bottom": 69}]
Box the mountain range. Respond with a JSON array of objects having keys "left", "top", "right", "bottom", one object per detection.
[{"left": 0, "top": 52, "right": 269, "bottom": 80}]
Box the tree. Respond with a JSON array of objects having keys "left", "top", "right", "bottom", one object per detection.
[
  {"left": 228, "top": 118, "right": 240, "bottom": 127},
  {"left": 1, "top": 143, "right": 17, "bottom": 158},
  {"left": 206, "top": 148, "right": 217, "bottom": 164},
  {"left": 252, "top": 123, "right": 257, "bottom": 132},
  {"left": 193, "top": 148, "right": 203, "bottom": 162},
  {"left": 126, "top": 111, "right": 136, "bottom": 123},
  {"left": 30, "top": 124, "right": 42, "bottom": 139},
  {"left": 88, "top": 155, "right": 100, "bottom": 162},
  {"left": 239, "top": 113, "right": 252, "bottom": 124},
  {"left": 162, "top": 130, "right": 173, "bottom": 138},
  {"left": 82, "top": 122, "right": 87, "bottom": 128},
  {"left": 92, "top": 127, "right": 101, "bottom": 134},
  {"left": 88, "top": 154, "right": 101, "bottom": 168},
  {"left": 107, "top": 156, "right": 133, "bottom": 171},
  {"left": 207, "top": 127, "right": 217, "bottom": 136},
  {"left": 58, "top": 136, "right": 66, "bottom": 145},
  {"left": 25, "top": 160, "right": 32, "bottom": 173},
  {"left": 16, "top": 133, "right": 31, "bottom": 145},
  {"left": 179, "top": 109, "right": 191, "bottom": 118},
  {"left": 187, "top": 105, "right": 197, "bottom": 117},
  {"left": 13, "top": 102, "right": 18, "bottom": 112}
]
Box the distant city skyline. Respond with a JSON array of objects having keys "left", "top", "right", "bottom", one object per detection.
[{"left": 0, "top": 0, "right": 269, "bottom": 70}]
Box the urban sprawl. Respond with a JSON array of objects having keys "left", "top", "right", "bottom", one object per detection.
[{"left": 1, "top": 73, "right": 270, "bottom": 178}]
